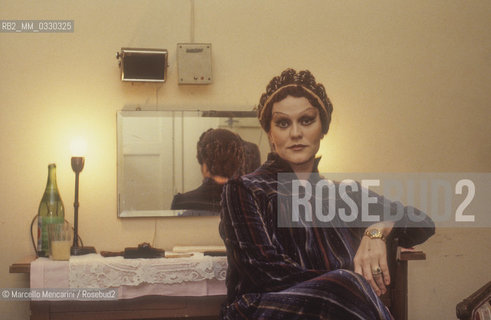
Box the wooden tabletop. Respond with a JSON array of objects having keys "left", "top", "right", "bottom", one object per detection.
[{"left": 9, "top": 256, "right": 36, "bottom": 274}]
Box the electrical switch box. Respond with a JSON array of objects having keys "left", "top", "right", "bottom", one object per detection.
[{"left": 177, "top": 43, "right": 212, "bottom": 85}]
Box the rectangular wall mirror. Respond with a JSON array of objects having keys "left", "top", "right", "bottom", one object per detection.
[{"left": 117, "top": 109, "right": 269, "bottom": 218}]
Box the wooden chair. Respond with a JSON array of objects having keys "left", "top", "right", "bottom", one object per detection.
[
  {"left": 456, "top": 281, "right": 491, "bottom": 320},
  {"left": 381, "top": 237, "right": 427, "bottom": 320}
]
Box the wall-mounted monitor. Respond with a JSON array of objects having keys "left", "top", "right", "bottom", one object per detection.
[{"left": 117, "top": 48, "right": 168, "bottom": 82}]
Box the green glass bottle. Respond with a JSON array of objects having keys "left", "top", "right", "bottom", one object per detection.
[{"left": 37, "top": 163, "right": 65, "bottom": 257}]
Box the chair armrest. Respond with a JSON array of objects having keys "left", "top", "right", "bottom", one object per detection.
[{"left": 397, "top": 247, "right": 426, "bottom": 261}]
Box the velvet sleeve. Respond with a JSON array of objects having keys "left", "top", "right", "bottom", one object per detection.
[
  {"left": 387, "top": 199, "right": 436, "bottom": 248},
  {"left": 343, "top": 183, "right": 435, "bottom": 248},
  {"left": 219, "top": 179, "right": 323, "bottom": 293}
]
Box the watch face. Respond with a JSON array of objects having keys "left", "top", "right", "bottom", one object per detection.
[{"left": 369, "top": 229, "right": 381, "bottom": 237}]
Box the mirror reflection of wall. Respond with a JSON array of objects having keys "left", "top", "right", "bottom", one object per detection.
[
  {"left": 119, "top": 113, "right": 174, "bottom": 212},
  {"left": 117, "top": 110, "right": 269, "bottom": 218}
]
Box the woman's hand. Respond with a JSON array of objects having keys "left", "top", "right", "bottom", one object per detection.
[{"left": 353, "top": 221, "right": 394, "bottom": 296}]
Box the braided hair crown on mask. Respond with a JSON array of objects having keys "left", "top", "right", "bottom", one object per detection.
[{"left": 257, "top": 68, "right": 333, "bottom": 134}]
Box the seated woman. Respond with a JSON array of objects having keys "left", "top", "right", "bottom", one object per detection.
[
  {"left": 171, "top": 128, "right": 244, "bottom": 211},
  {"left": 219, "top": 69, "right": 435, "bottom": 319}
]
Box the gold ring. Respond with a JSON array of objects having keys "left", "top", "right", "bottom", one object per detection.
[{"left": 372, "top": 266, "right": 382, "bottom": 276}]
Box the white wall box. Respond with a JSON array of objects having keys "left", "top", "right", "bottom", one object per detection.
[{"left": 177, "top": 43, "right": 212, "bottom": 85}]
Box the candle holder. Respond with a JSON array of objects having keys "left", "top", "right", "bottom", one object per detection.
[{"left": 70, "top": 156, "right": 96, "bottom": 256}]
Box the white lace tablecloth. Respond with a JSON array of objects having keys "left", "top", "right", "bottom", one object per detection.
[
  {"left": 69, "top": 252, "right": 226, "bottom": 288},
  {"left": 30, "top": 253, "right": 227, "bottom": 300}
]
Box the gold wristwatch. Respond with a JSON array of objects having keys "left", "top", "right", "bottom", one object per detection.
[{"left": 364, "top": 229, "right": 386, "bottom": 242}]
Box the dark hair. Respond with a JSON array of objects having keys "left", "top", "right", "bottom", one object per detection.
[
  {"left": 257, "top": 68, "right": 333, "bottom": 134},
  {"left": 197, "top": 128, "right": 245, "bottom": 178},
  {"left": 242, "top": 140, "right": 261, "bottom": 174}
]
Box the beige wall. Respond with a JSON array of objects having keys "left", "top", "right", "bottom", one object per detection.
[{"left": 1, "top": 1, "right": 489, "bottom": 319}]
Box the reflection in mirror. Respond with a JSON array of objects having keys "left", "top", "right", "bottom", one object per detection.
[{"left": 117, "top": 110, "right": 269, "bottom": 218}]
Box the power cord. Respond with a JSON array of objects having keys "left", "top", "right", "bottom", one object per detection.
[
  {"left": 30, "top": 214, "right": 39, "bottom": 257},
  {"left": 30, "top": 214, "right": 84, "bottom": 257}
]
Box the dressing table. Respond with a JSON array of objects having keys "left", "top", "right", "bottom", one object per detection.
[{"left": 11, "top": 253, "right": 227, "bottom": 320}]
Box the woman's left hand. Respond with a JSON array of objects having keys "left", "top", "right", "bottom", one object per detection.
[{"left": 353, "top": 221, "right": 394, "bottom": 296}]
